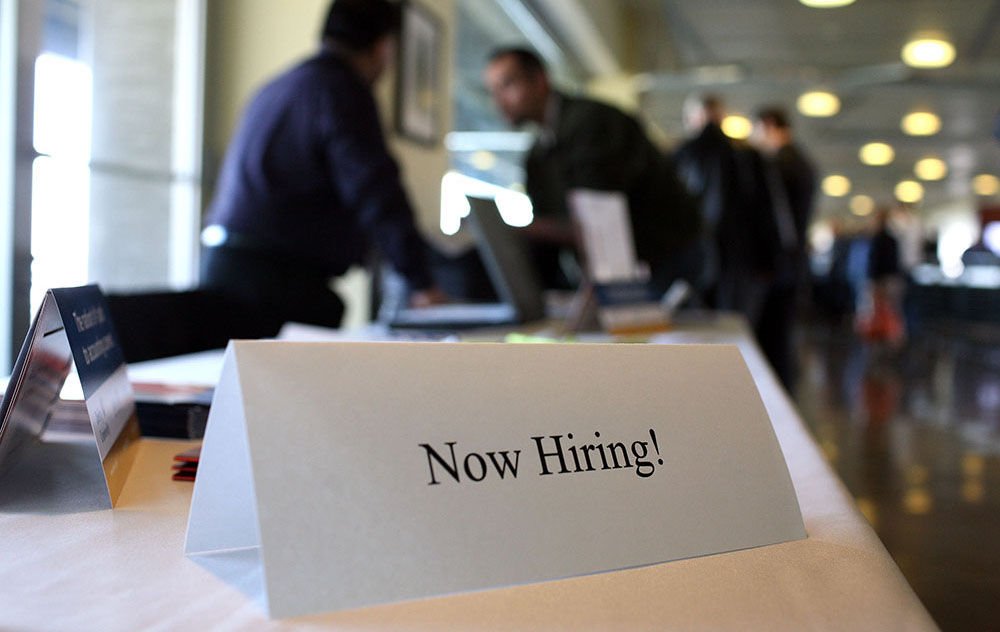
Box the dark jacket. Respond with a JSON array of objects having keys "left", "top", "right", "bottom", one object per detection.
[
  {"left": 868, "top": 229, "right": 900, "bottom": 281},
  {"left": 675, "top": 124, "right": 779, "bottom": 276},
  {"left": 205, "top": 49, "right": 432, "bottom": 289},
  {"left": 772, "top": 143, "right": 817, "bottom": 261},
  {"left": 524, "top": 93, "right": 699, "bottom": 289}
]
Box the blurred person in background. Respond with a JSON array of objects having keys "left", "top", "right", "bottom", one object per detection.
[
  {"left": 201, "top": 0, "right": 445, "bottom": 333},
  {"left": 483, "top": 47, "right": 701, "bottom": 296},
  {"left": 752, "top": 105, "right": 817, "bottom": 391},
  {"left": 675, "top": 95, "right": 779, "bottom": 318},
  {"left": 856, "top": 208, "right": 905, "bottom": 347}
]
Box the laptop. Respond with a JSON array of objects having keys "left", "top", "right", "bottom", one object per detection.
[{"left": 385, "top": 196, "right": 546, "bottom": 330}]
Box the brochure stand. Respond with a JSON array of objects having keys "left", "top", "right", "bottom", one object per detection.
[
  {"left": 568, "top": 189, "right": 674, "bottom": 334},
  {"left": 0, "top": 285, "right": 140, "bottom": 510}
]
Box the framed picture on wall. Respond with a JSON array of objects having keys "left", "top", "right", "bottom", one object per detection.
[{"left": 395, "top": 0, "right": 441, "bottom": 145}]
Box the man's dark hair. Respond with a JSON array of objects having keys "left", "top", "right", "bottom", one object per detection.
[
  {"left": 701, "top": 94, "right": 723, "bottom": 112},
  {"left": 756, "top": 106, "right": 791, "bottom": 129},
  {"left": 322, "top": 0, "right": 402, "bottom": 51},
  {"left": 487, "top": 47, "right": 547, "bottom": 76}
]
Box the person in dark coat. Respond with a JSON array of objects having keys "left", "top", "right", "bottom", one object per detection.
[
  {"left": 202, "top": 0, "right": 445, "bottom": 331},
  {"left": 483, "top": 47, "right": 700, "bottom": 295},
  {"left": 674, "top": 94, "right": 779, "bottom": 320},
  {"left": 752, "top": 105, "right": 818, "bottom": 391}
]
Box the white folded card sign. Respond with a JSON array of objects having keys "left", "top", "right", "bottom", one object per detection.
[{"left": 185, "top": 341, "right": 805, "bottom": 618}]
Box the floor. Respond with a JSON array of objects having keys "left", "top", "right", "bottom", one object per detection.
[{"left": 793, "top": 318, "right": 1000, "bottom": 631}]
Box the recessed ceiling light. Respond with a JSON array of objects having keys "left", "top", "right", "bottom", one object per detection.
[
  {"left": 901, "top": 111, "right": 941, "bottom": 136},
  {"left": 799, "top": 0, "right": 856, "bottom": 7},
  {"left": 822, "top": 175, "right": 851, "bottom": 197},
  {"left": 850, "top": 195, "right": 875, "bottom": 216},
  {"left": 860, "top": 142, "right": 895, "bottom": 166},
  {"left": 915, "top": 157, "right": 948, "bottom": 181},
  {"left": 797, "top": 91, "right": 841, "bottom": 117},
  {"left": 721, "top": 115, "right": 752, "bottom": 139},
  {"left": 973, "top": 174, "right": 1000, "bottom": 196},
  {"left": 895, "top": 180, "right": 925, "bottom": 204},
  {"left": 901, "top": 37, "right": 956, "bottom": 68}
]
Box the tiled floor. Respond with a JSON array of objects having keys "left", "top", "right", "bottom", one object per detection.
[{"left": 794, "top": 319, "right": 1000, "bottom": 631}]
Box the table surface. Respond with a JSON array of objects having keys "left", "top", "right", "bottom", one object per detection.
[{"left": 0, "top": 315, "right": 938, "bottom": 630}]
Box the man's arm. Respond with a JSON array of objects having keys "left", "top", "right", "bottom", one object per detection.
[{"left": 324, "top": 82, "right": 445, "bottom": 305}]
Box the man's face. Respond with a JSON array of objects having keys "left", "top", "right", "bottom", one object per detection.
[
  {"left": 372, "top": 35, "right": 397, "bottom": 82},
  {"left": 751, "top": 120, "right": 769, "bottom": 147},
  {"left": 483, "top": 55, "right": 545, "bottom": 126},
  {"left": 752, "top": 120, "right": 779, "bottom": 152}
]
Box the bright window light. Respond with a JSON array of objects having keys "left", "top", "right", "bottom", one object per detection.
[
  {"left": 983, "top": 223, "right": 1000, "bottom": 256},
  {"left": 439, "top": 171, "right": 533, "bottom": 236},
  {"left": 30, "top": 53, "right": 92, "bottom": 313},
  {"left": 939, "top": 221, "right": 975, "bottom": 278},
  {"left": 809, "top": 221, "right": 835, "bottom": 256},
  {"left": 33, "top": 53, "right": 91, "bottom": 160}
]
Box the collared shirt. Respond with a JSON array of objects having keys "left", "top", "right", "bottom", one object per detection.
[{"left": 205, "top": 49, "right": 432, "bottom": 289}]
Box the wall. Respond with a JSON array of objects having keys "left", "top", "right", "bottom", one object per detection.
[{"left": 204, "top": 0, "right": 456, "bottom": 327}]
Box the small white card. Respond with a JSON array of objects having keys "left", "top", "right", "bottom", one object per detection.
[
  {"left": 568, "top": 188, "right": 639, "bottom": 283},
  {"left": 185, "top": 341, "right": 805, "bottom": 618}
]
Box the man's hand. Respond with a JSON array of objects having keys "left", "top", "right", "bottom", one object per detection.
[
  {"left": 409, "top": 286, "right": 449, "bottom": 308},
  {"left": 521, "top": 217, "right": 577, "bottom": 247}
]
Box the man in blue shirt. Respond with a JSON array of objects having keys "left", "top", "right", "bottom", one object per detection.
[{"left": 202, "top": 0, "right": 444, "bottom": 330}]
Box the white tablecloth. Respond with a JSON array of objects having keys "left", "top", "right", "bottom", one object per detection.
[{"left": 0, "top": 316, "right": 938, "bottom": 630}]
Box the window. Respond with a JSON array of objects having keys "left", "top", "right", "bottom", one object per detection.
[{"left": 1, "top": 0, "right": 204, "bottom": 371}]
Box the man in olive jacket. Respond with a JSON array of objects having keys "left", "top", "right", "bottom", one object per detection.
[{"left": 483, "top": 48, "right": 699, "bottom": 294}]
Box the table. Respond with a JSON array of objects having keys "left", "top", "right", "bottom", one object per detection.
[{"left": 0, "top": 315, "right": 938, "bottom": 630}]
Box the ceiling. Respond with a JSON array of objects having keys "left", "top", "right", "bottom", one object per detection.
[{"left": 457, "top": 0, "right": 1000, "bottom": 219}]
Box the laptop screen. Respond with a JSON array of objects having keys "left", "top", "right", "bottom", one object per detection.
[{"left": 465, "top": 196, "right": 546, "bottom": 323}]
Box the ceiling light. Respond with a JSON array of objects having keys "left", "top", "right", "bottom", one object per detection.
[
  {"left": 901, "top": 37, "right": 956, "bottom": 69},
  {"left": 860, "top": 142, "right": 895, "bottom": 166},
  {"left": 721, "top": 115, "right": 752, "bottom": 140},
  {"left": 895, "top": 180, "right": 925, "bottom": 204},
  {"left": 822, "top": 175, "right": 851, "bottom": 197},
  {"left": 915, "top": 157, "right": 948, "bottom": 181},
  {"left": 470, "top": 150, "right": 497, "bottom": 171},
  {"left": 799, "top": 0, "right": 856, "bottom": 7},
  {"left": 973, "top": 174, "right": 1000, "bottom": 196},
  {"left": 797, "top": 91, "right": 841, "bottom": 117},
  {"left": 901, "top": 111, "right": 941, "bottom": 136},
  {"left": 850, "top": 195, "right": 875, "bottom": 216}
]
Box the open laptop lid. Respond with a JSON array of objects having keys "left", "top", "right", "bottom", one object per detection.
[
  {"left": 465, "top": 196, "right": 546, "bottom": 323},
  {"left": 383, "top": 196, "right": 545, "bottom": 330}
]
